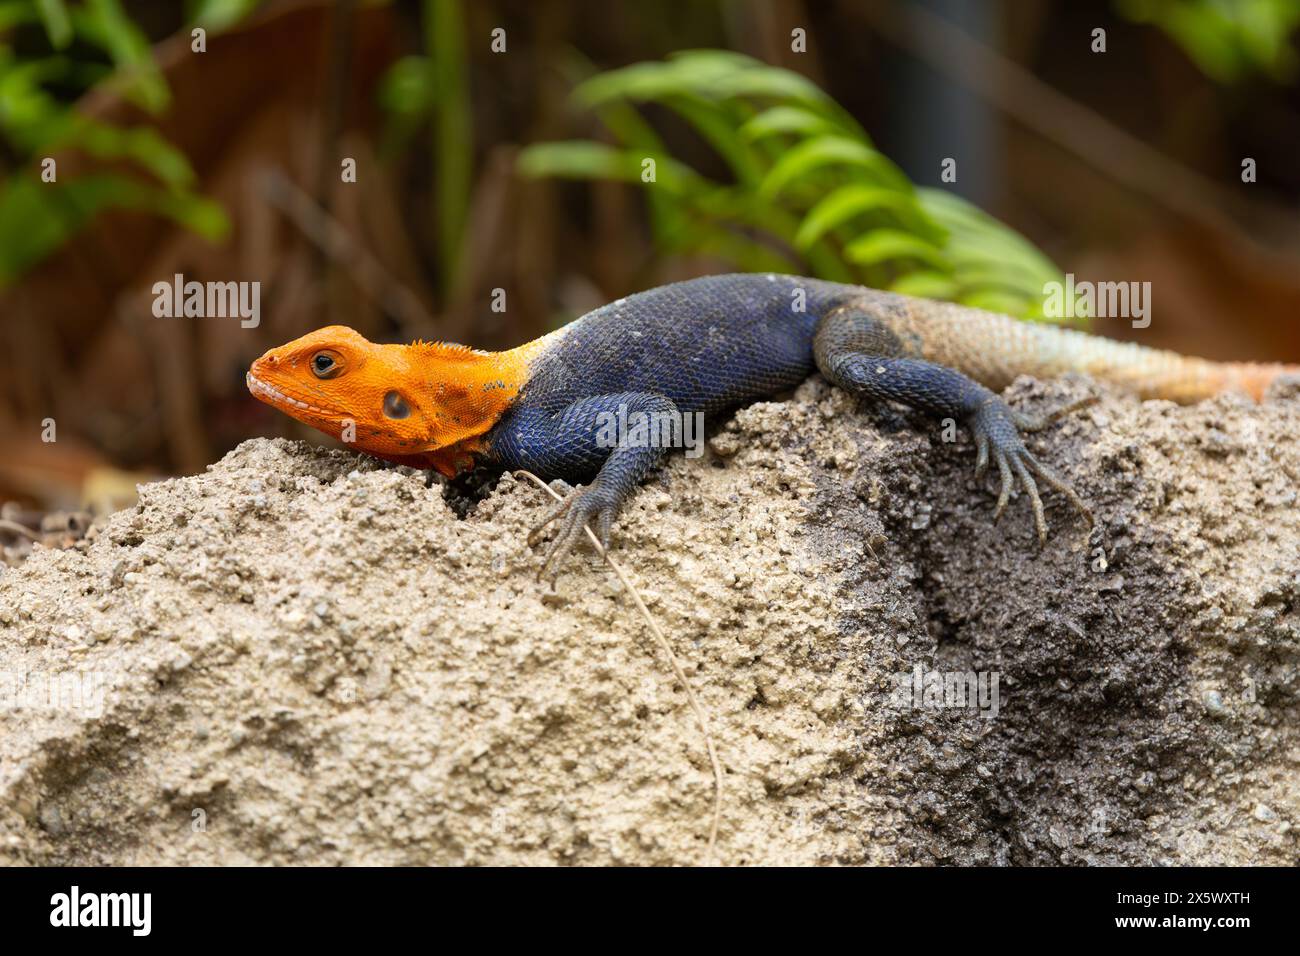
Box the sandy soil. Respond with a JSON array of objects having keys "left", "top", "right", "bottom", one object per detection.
[{"left": 1, "top": 373, "right": 1297, "bottom": 865}]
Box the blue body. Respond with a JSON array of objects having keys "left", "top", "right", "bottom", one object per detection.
[
  {"left": 499, "top": 273, "right": 1084, "bottom": 575},
  {"left": 490, "top": 274, "right": 858, "bottom": 479}
]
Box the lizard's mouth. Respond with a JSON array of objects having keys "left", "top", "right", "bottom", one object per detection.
[{"left": 246, "top": 372, "right": 337, "bottom": 416}]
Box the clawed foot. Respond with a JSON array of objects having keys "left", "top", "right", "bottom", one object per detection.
[
  {"left": 969, "top": 396, "right": 1093, "bottom": 543},
  {"left": 526, "top": 482, "right": 616, "bottom": 585}
]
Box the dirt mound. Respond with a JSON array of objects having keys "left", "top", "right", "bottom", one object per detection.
[{"left": 1, "top": 374, "right": 1297, "bottom": 865}]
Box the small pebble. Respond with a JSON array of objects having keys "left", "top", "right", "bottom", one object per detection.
[{"left": 1252, "top": 803, "right": 1276, "bottom": 823}]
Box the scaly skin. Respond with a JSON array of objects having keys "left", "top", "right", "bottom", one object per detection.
[{"left": 248, "top": 274, "right": 1298, "bottom": 580}]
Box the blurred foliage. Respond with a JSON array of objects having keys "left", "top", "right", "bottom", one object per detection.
[
  {"left": 1117, "top": 0, "right": 1300, "bottom": 83},
  {"left": 0, "top": 0, "right": 230, "bottom": 287},
  {"left": 377, "top": 0, "right": 471, "bottom": 298},
  {"left": 519, "top": 51, "right": 1070, "bottom": 321},
  {"left": 188, "top": 0, "right": 262, "bottom": 34}
]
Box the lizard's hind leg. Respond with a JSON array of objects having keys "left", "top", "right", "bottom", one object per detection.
[{"left": 812, "top": 302, "right": 1092, "bottom": 543}]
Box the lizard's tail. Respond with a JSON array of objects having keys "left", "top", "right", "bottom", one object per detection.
[
  {"left": 1021, "top": 327, "right": 1300, "bottom": 403},
  {"left": 1203, "top": 359, "right": 1300, "bottom": 402},
  {"left": 905, "top": 300, "right": 1300, "bottom": 403}
]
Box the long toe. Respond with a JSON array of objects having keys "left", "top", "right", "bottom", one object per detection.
[
  {"left": 528, "top": 497, "right": 572, "bottom": 546},
  {"left": 1011, "top": 455, "right": 1048, "bottom": 544},
  {"left": 1016, "top": 395, "right": 1099, "bottom": 433},
  {"left": 1025, "top": 454, "right": 1093, "bottom": 526},
  {"left": 537, "top": 517, "right": 583, "bottom": 582},
  {"left": 993, "top": 450, "right": 1013, "bottom": 522}
]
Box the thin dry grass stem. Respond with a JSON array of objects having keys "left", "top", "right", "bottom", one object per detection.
[{"left": 513, "top": 470, "right": 723, "bottom": 862}]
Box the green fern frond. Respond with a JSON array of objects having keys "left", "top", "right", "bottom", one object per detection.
[{"left": 520, "top": 50, "right": 1072, "bottom": 323}]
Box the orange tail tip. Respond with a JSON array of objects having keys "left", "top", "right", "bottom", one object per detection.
[{"left": 1227, "top": 362, "right": 1300, "bottom": 402}]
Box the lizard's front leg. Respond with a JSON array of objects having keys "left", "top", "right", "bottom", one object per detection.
[{"left": 490, "top": 392, "right": 680, "bottom": 582}]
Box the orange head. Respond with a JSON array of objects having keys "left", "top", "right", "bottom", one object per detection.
[{"left": 247, "top": 325, "right": 529, "bottom": 472}]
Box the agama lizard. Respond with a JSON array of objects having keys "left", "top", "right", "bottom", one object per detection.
[{"left": 247, "top": 274, "right": 1297, "bottom": 579}]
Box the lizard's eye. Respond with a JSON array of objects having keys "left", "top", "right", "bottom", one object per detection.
[
  {"left": 383, "top": 390, "right": 410, "bottom": 419},
  {"left": 311, "top": 351, "right": 342, "bottom": 379}
]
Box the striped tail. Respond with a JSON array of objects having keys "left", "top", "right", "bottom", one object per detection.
[{"left": 898, "top": 299, "right": 1300, "bottom": 403}]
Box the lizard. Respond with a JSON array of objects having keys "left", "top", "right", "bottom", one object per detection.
[{"left": 246, "top": 273, "right": 1298, "bottom": 580}]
